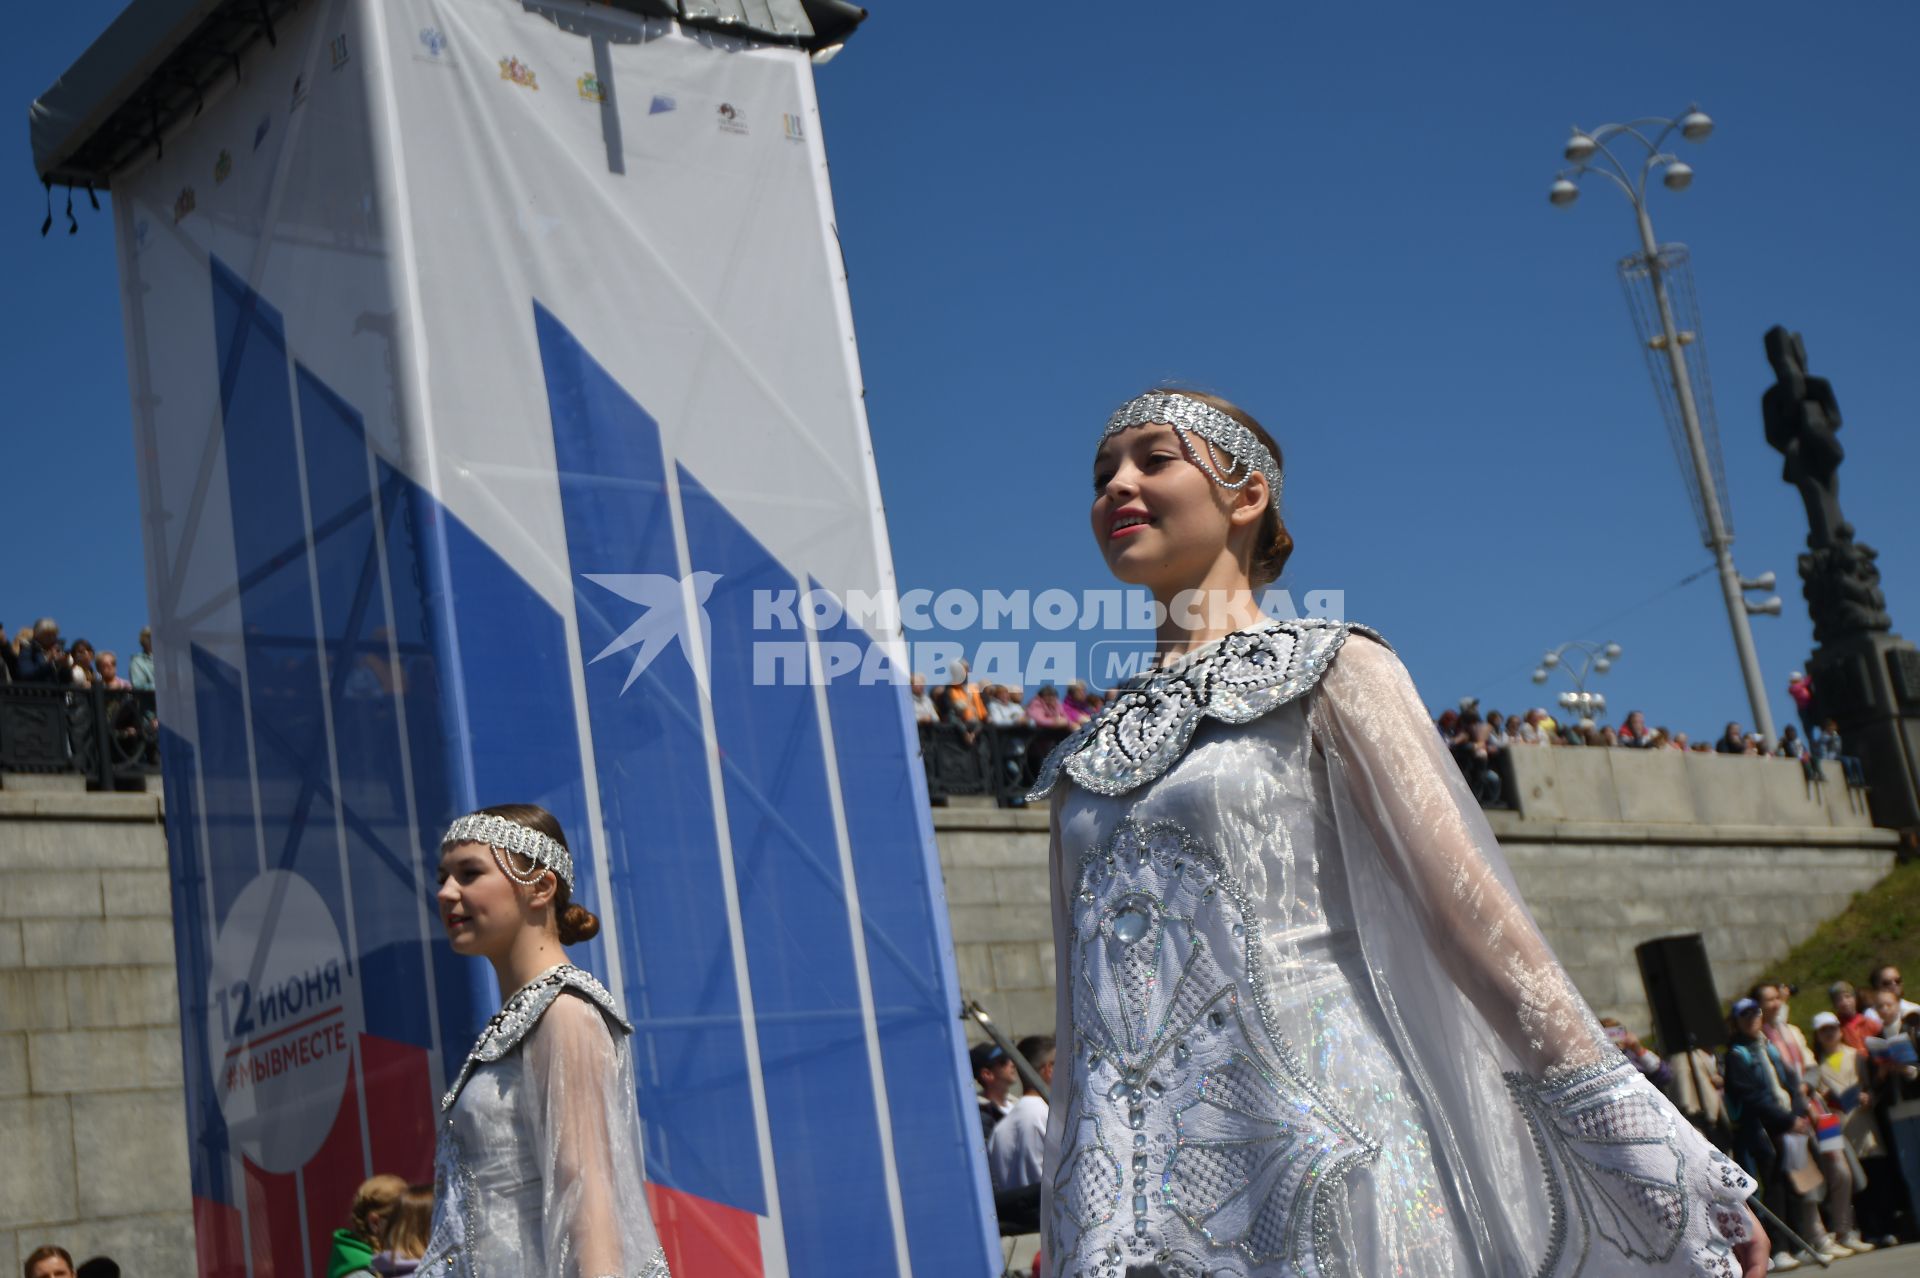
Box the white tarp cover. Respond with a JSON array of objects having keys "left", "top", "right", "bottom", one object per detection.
[{"left": 108, "top": 1, "right": 994, "bottom": 1274}]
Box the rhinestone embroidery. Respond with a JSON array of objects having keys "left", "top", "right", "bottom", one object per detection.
[
  {"left": 1103, "top": 393, "right": 1285, "bottom": 500},
  {"left": 1504, "top": 1056, "right": 1755, "bottom": 1277},
  {"left": 442, "top": 810, "right": 576, "bottom": 891},
  {"left": 1050, "top": 817, "right": 1378, "bottom": 1278},
  {"left": 1029, "top": 619, "right": 1384, "bottom": 802},
  {"left": 442, "top": 964, "right": 631, "bottom": 1112}
]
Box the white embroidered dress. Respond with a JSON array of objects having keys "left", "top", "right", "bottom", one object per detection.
[
  {"left": 1032, "top": 620, "right": 1755, "bottom": 1278},
  {"left": 422, "top": 964, "right": 669, "bottom": 1278}
]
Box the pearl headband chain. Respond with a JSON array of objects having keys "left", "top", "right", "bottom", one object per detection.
[
  {"left": 1101, "top": 392, "right": 1283, "bottom": 504},
  {"left": 441, "top": 811, "right": 575, "bottom": 892}
]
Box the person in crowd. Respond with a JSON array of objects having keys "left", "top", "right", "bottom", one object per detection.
[
  {"left": 74, "top": 1260, "right": 119, "bottom": 1278},
  {"left": 936, "top": 658, "right": 988, "bottom": 748},
  {"left": 1509, "top": 708, "right": 1544, "bottom": 746},
  {"left": 1026, "top": 683, "right": 1074, "bottom": 728},
  {"left": 1485, "top": 710, "right": 1511, "bottom": 749},
  {"left": 1597, "top": 725, "right": 1620, "bottom": 747},
  {"left": 1451, "top": 717, "right": 1502, "bottom": 806},
  {"left": 987, "top": 1034, "right": 1054, "bottom": 1193},
  {"left": 16, "top": 618, "right": 71, "bottom": 685},
  {"left": 1083, "top": 692, "right": 1105, "bottom": 716},
  {"left": 1722, "top": 997, "right": 1812, "bottom": 1270},
  {"left": 1813, "top": 719, "right": 1867, "bottom": 785},
  {"left": 1754, "top": 981, "right": 1850, "bottom": 1262},
  {"left": 909, "top": 672, "right": 937, "bottom": 725},
  {"left": 1868, "top": 965, "right": 1919, "bottom": 1023},
  {"left": 1744, "top": 733, "right": 1766, "bottom": 756},
  {"left": 1434, "top": 706, "right": 1460, "bottom": 744},
  {"left": 971, "top": 1040, "right": 1017, "bottom": 1144},
  {"left": 1776, "top": 725, "right": 1805, "bottom": 760},
  {"left": 329, "top": 1173, "right": 408, "bottom": 1278},
  {"left": 1667, "top": 1038, "right": 1728, "bottom": 1138},
  {"left": 1671, "top": 731, "right": 1690, "bottom": 750},
  {"left": 1828, "top": 981, "right": 1882, "bottom": 1055},
  {"left": 128, "top": 625, "right": 154, "bottom": 691},
  {"left": 1618, "top": 710, "right": 1654, "bottom": 748},
  {"left": 66, "top": 638, "right": 97, "bottom": 689},
  {"left": 1787, "top": 671, "right": 1815, "bottom": 737},
  {"left": 1536, "top": 707, "right": 1560, "bottom": 742},
  {"left": 1033, "top": 387, "right": 1764, "bottom": 1273},
  {"left": 1061, "top": 681, "right": 1094, "bottom": 724},
  {"left": 22, "top": 1247, "right": 74, "bottom": 1278},
  {"left": 1646, "top": 728, "right": 1670, "bottom": 749},
  {"left": 1808, "top": 1011, "right": 1877, "bottom": 1255},
  {"left": 1714, "top": 722, "right": 1746, "bottom": 755},
  {"left": 351, "top": 1183, "right": 433, "bottom": 1277},
  {"left": 94, "top": 650, "right": 131, "bottom": 691},
  {"left": 1600, "top": 1017, "right": 1670, "bottom": 1088},
  {"left": 1690, "top": 741, "right": 1714, "bottom": 753},
  {"left": 423, "top": 805, "right": 668, "bottom": 1276},
  {"left": 987, "top": 684, "right": 1028, "bottom": 727}
]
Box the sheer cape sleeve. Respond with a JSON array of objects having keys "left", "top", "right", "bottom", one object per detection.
[
  {"left": 524, "top": 990, "right": 670, "bottom": 1278},
  {"left": 1310, "top": 634, "right": 1756, "bottom": 1278}
]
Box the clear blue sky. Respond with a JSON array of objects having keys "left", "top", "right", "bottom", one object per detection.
[{"left": 9, "top": 2, "right": 1917, "bottom": 739}]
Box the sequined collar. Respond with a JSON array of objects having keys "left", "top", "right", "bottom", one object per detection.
[
  {"left": 1027, "top": 618, "right": 1383, "bottom": 801},
  {"left": 441, "top": 963, "right": 631, "bottom": 1111}
]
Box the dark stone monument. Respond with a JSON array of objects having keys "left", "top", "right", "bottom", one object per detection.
[{"left": 1763, "top": 326, "right": 1920, "bottom": 840}]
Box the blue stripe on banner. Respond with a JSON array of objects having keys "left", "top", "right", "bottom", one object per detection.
[
  {"left": 440, "top": 507, "right": 607, "bottom": 982},
  {"left": 190, "top": 642, "right": 261, "bottom": 925},
  {"left": 210, "top": 258, "right": 350, "bottom": 946},
  {"left": 811, "top": 594, "right": 1001, "bottom": 1274},
  {"left": 295, "top": 365, "right": 431, "bottom": 1048},
  {"left": 678, "top": 466, "right": 898, "bottom": 1277},
  {"left": 536, "top": 303, "right": 766, "bottom": 1215},
  {"left": 161, "top": 725, "right": 234, "bottom": 1208}
]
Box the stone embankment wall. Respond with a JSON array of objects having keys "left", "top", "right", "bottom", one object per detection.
[
  {"left": 941, "top": 752, "right": 1900, "bottom": 1045},
  {"left": 0, "top": 778, "right": 193, "bottom": 1277}
]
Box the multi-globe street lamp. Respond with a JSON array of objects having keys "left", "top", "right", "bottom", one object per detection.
[
  {"left": 1533, "top": 639, "right": 1623, "bottom": 728},
  {"left": 1547, "top": 107, "right": 1780, "bottom": 747}
]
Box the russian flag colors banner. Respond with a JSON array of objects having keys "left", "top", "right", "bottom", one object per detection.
[{"left": 109, "top": 2, "right": 995, "bottom": 1274}]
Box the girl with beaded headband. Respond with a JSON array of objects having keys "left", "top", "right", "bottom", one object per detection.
[
  {"left": 420, "top": 803, "right": 669, "bottom": 1278},
  {"left": 1031, "top": 389, "right": 1766, "bottom": 1277}
]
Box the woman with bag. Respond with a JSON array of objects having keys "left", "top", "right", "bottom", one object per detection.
[{"left": 1809, "top": 1011, "right": 1879, "bottom": 1253}]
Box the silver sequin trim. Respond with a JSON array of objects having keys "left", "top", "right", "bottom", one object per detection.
[
  {"left": 1029, "top": 619, "right": 1384, "bottom": 802},
  {"left": 442, "top": 810, "right": 576, "bottom": 891},
  {"left": 1103, "top": 393, "right": 1285, "bottom": 500},
  {"left": 1051, "top": 816, "right": 1379, "bottom": 1278},
  {"left": 634, "top": 1247, "right": 672, "bottom": 1278},
  {"left": 441, "top": 964, "right": 631, "bottom": 1111}
]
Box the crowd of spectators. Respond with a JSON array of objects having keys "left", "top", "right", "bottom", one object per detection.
[
  {"left": 0, "top": 616, "right": 159, "bottom": 774},
  {"left": 1433, "top": 693, "right": 1868, "bottom": 809},
  {"left": 914, "top": 665, "right": 1109, "bottom": 800}
]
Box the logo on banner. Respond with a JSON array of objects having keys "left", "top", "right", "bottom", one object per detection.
[
  {"left": 253, "top": 115, "right": 271, "bottom": 151},
  {"left": 329, "top": 35, "right": 350, "bottom": 70},
  {"left": 717, "top": 102, "right": 748, "bottom": 135},
  {"left": 499, "top": 56, "right": 539, "bottom": 90},
  {"left": 577, "top": 72, "right": 604, "bottom": 103},
  {"left": 173, "top": 187, "right": 196, "bottom": 224},
  {"left": 782, "top": 113, "right": 805, "bottom": 141},
  {"left": 649, "top": 94, "right": 676, "bottom": 115},
  {"left": 418, "top": 27, "right": 449, "bottom": 60},
  {"left": 213, "top": 149, "right": 233, "bottom": 185},
  {"left": 582, "top": 571, "right": 720, "bottom": 694},
  {"left": 206, "top": 871, "right": 361, "bottom": 1174}
]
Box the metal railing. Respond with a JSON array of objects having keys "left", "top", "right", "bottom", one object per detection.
[
  {"left": 918, "top": 722, "right": 1075, "bottom": 808},
  {"left": 0, "top": 683, "right": 160, "bottom": 790}
]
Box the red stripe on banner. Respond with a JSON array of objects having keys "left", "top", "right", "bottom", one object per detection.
[
  {"left": 648, "top": 1183, "right": 765, "bottom": 1278},
  {"left": 243, "top": 1158, "right": 305, "bottom": 1278},
  {"left": 193, "top": 1194, "right": 248, "bottom": 1278},
  {"left": 303, "top": 1055, "right": 371, "bottom": 1277},
  {"left": 360, "top": 1034, "right": 437, "bottom": 1181}
]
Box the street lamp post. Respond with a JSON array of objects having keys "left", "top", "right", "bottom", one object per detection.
[
  {"left": 1533, "top": 640, "right": 1623, "bottom": 730},
  {"left": 1548, "top": 107, "right": 1779, "bottom": 747}
]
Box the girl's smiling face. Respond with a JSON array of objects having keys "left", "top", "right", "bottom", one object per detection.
[
  {"left": 1091, "top": 423, "right": 1246, "bottom": 594},
  {"left": 436, "top": 842, "right": 528, "bottom": 958}
]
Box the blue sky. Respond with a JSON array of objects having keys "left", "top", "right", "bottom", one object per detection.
[{"left": 9, "top": 2, "right": 1917, "bottom": 739}]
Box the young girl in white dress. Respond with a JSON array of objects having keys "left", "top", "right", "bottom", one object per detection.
[
  {"left": 1031, "top": 390, "right": 1767, "bottom": 1278},
  {"left": 420, "top": 803, "right": 668, "bottom": 1278}
]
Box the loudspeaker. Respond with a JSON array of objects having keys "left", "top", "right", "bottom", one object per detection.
[{"left": 1635, "top": 933, "right": 1726, "bottom": 1052}]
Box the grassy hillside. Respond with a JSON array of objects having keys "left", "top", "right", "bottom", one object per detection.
[{"left": 1754, "top": 856, "right": 1920, "bottom": 1033}]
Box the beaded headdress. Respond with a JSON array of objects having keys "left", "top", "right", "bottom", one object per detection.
[
  {"left": 1101, "top": 392, "right": 1283, "bottom": 505},
  {"left": 441, "top": 811, "right": 574, "bottom": 892}
]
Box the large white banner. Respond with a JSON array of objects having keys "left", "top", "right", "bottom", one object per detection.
[{"left": 109, "top": 2, "right": 996, "bottom": 1274}]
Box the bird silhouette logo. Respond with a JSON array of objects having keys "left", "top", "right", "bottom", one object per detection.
[{"left": 581, "top": 571, "right": 721, "bottom": 695}]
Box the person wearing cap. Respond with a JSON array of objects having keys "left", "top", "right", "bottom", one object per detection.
[
  {"left": 1723, "top": 997, "right": 1813, "bottom": 1269},
  {"left": 1809, "top": 1010, "right": 1878, "bottom": 1255},
  {"left": 987, "top": 1035, "right": 1054, "bottom": 1193},
  {"left": 970, "top": 1040, "right": 1017, "bottom": 1144}
]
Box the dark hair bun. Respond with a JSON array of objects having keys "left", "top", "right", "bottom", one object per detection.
[{"left": 557, "top": 903, "right": 601, "bottom": 946}]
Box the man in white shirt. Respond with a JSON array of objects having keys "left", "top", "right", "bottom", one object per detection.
[
  {"left": 1869, "top": 965, "right": 1920, "bottom": 1023},
  {"left": 988, "top": 1035, "right": 1054, "bottom": 1192}
]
